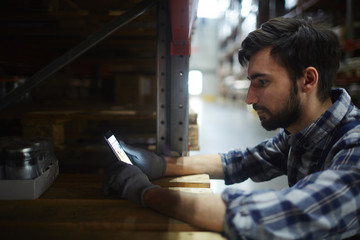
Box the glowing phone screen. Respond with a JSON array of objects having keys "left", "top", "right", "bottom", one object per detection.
[{"left": 105, "top": 132, "right": 132, "bottom": 165}]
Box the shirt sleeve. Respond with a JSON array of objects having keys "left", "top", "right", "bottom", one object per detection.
[
  {"left": 221, "top": 130, "right": 290, "bottom": 185},
  {"left": 221, "top": 147, "right": 360, "bottom": 240}
]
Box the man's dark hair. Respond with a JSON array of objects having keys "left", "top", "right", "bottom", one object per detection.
[{"left": 238, "top": 17, "right": 340, "bottom": 102}]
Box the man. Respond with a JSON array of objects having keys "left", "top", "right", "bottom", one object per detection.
[{"left": 104, "top": 17, "right": 360, "bottom": 239}]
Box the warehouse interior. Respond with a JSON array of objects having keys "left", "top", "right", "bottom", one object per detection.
[
  {"left": 0, "top": 0, "right": 360, "bottom": 236},
  {"left": 1, "top": 0, "right": 359, "bottom": 173},
  {"left": 189, "top": 0, "right": 360, "bottom": 191}
]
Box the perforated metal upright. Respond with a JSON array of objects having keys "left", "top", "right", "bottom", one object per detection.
[{"left": 157, "top": 0, "right": 196, "bottom": 156}]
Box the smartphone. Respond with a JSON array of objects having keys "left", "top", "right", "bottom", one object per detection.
[{"left": 104, "top": 131, "right": 132, "bottom": 165}]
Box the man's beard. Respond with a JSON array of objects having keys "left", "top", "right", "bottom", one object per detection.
[{"left": 254, "top": 84, "right": 302, "bottom": 131}]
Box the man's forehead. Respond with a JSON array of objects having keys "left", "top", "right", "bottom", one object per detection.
[{"left": 247, "top": 48, "right": 287, "bottom": 77}]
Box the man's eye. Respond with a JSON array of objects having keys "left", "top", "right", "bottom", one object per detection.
[{"left": 258, "top": 79, "right": 267, "bottom": 86}]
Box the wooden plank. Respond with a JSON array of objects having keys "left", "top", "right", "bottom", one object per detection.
[
  {"left": 40, "top": 173, "right": 110, "bottom": 199},
  {"left": 0, "top": 190, "right": 216, "bottom": 233},
  {"left": 41, "top": 174, "right": 211, "bottom": 199},
  {"left": 0, "top": 173, "right": 219, "bottom": 239},
  {"left": 168, "top": 187, "right": 213, "bottom": 194},
  {"left": 1, "top": 229, "right": 226, "bottom": 240},
  {"left": 24, "top": 109, "right": 156, "bottom": 121},
  {"left": 152, "top": 174, "right": 211, "bottom": 188},
  {"left": 0, "top": 199, "right": 198, "bottom": 231},
  {"left": 40, "top": 181, "right": 104, "bottom": 199}
]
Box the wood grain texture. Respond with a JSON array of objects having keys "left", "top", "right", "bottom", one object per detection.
[{"left": 0, "top": 173, "right": 223, "bottom": 239}]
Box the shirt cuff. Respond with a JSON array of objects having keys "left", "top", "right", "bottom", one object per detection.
[{"left": 220, "top": 150, "right": 249, "bottom": 185}]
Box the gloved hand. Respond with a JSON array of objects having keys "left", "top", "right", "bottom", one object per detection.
[
  {"left": 103, "top": 161, "right": 159, "bottom": 207},
  {"left": 120, "top": 141, "right": 166, "bottom": 180}
]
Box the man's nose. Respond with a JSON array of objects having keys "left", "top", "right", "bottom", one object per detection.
[{"left": 245, "top": 84, "right": 258, "bottom": 105}]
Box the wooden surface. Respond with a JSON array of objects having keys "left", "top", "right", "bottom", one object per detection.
[
  {"left": 0, "top": 173, "right": 225, "bottom": 240},
  {"left": 152, "top": 174, "right": 211, "bottom": 188},
  {"left": 40, "top": 173, "right": 211, "bottom": 199},
  {"left": 1, "top": 230, "right": 225, "bottom": 240}
]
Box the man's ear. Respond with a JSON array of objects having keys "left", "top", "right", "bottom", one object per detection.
[{"left": 301, "top": 67, "right": 318, "bottom": 93}]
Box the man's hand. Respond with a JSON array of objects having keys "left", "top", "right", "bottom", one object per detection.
[
  {"left": 103, "top": 161, "right": 159, "bottom": 207},
  {"left": 121, "top": 142, "right": 166, "bottom": 180}
]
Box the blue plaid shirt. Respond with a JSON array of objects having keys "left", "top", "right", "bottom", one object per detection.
[{"left": 221, "top": 88, "right": 360, "bottom": 240}]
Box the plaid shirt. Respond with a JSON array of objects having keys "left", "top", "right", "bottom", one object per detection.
[{"left": 221, "top": 88, "right": 360, "bottom": 240}]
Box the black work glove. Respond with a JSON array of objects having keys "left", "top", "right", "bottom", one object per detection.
[
  {"left": 120, "top": 141, "right": 166, "bottom": 180},
  {"left": 104, "top": 161, "right": 159, "bottom": 207}
]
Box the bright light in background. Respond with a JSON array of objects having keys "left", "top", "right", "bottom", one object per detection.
[
  {"left": 241, "top": 0, "right": 252, "bottom": 17},
  {"left": 241, "top": 12, "right": 257, "bottom": 34},
  {"left": 233, "top": 80, "right": 251, "bottom": 90},
  {"left": 189, "top": 70, "right": 203, "bottom": 95},
  {"left": 197, "top": 0, "right": 230, "bottom": 19},
  {"left": 285, "top": 0, "right": 297, "bottom": 10}
]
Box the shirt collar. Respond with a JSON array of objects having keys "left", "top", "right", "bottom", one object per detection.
[{"left": 287, "top": 88, "right": 351, "bottom": 149}]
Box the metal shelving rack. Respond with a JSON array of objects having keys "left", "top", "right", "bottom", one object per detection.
[
  {"left": 157, "top": 0, "right": 198, "bottom": 156},
  {"left": 0, "top": 0, "right": 198, "bottom": 157}
]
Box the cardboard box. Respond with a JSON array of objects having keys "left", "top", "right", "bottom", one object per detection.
[
  {"left": 189, "top": 124, "right": 199, "bottom": 150},
  {"left": 0, "top": 161, "right": 59, "bottom": 200}
]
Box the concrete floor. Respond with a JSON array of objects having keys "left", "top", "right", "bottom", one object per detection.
[{"left": 189, "top": 96, "right": 289, "bottom": 194}]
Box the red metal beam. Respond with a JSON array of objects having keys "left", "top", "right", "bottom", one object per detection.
[{"left": 169, "top": 0, "right": 198, "bottom": 55}]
